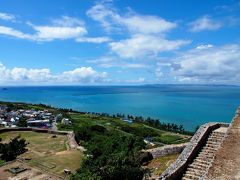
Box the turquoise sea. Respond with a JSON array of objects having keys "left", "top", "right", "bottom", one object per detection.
[{"left": 0, "top": 85, "right": 239, "bottom": 131}]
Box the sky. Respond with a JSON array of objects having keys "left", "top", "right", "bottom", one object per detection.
[{"left": 0, "top": 0, "right": 240, "bottom": 85}]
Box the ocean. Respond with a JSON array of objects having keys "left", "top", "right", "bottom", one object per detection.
[{"left": 0, "top": 85, "right": 239, "bottom": 131}]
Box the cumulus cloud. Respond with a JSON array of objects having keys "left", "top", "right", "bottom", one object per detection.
[
  {"left": 170, "top": 44, "right": 240, "bottom": 83},
  {"left": 0, "top": 63, "right": 108, "bottom": 84},
  {"left": 189, "top": 16, "right": 222, "bottom": 32},
  {"left": 61, "top": 67, "right": 108, "bottom": 83},
  {"left": 0, "top": 12, "right": 16, "bottom": 22},
  {"left": 87, "top": 1, "right": 189, "bottom": 59},
  {"left": 109, "top": 34, "right": 190, "bottom": 59}
]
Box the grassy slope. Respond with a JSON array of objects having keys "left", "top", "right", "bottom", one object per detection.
[{"left": 58, "top": 112, "right": 190, "bottom": 145}]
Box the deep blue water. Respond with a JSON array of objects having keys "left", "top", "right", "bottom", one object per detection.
[{"left": 0, "top": 85, "right": 239, "bottom": 131}]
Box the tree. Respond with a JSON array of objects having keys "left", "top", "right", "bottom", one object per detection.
[
  {"left": 71, "top": 131, "right": 146, "bottom": 180},
  {"left": 0, "top": 136, "right": 28, "bottom": 161},
  {"left": 17, "top": 118, "right": 27, "bottom": 127}
]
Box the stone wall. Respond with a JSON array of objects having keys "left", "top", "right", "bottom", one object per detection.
[
  {"left": 159, "top": 122, "right": 229, "bottom": 180},
  {"left": 145, "top": 143, "right": 188, "bottom": 159}
]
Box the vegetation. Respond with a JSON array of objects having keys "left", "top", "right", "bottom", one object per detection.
[
  {"left": 145, "top": 153, "right": 180, "bottom": 176},
  {"left": 0, "top": 136, "right": 28, "bottom": 161},
  {"left": 16, "top": 118, "right": 27, "bottom": 127},
  {"left": 0, "top": 131, "right": 83, "bottom": 176},
  {"left": 72, "top": 125, "right": 147, "bottom": 179},
  {"left": 0, "top": 101, "right": 192, "bottom": 178}
]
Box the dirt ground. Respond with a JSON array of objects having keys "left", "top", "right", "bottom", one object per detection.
[
  {"left": 207, "top": 112, "right": 240, "bottom": 180},
  {"left": 0, "top": 161, "right": 61, "bottom": 180}
]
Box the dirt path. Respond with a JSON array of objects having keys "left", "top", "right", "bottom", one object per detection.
[{"left": 207, "top": 110, "right": 240, "bottom": 180}]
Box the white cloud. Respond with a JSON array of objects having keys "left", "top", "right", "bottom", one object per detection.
[
  {"left": 87, "top": 2, "right": 176, "bottom": 34},
  {"left": 123, "top": 77, "right": 146, "bottom": 84},
  {"left": 109, "top": 34, "right": 190, "bottom": 59},
  {"left": 61, "top": 67, "right": 108, "bottom": 83},
  {"left": 120, "top": 15, "right": 176, "bottom": 34},
  {"left": 0, "top": 16, "right": 110, "bottom": 43},
  {"left": 87, "top": 2, "right": 189, "bottom": 59},
  {"left": 51, "top": 16, "right": 84, "bottom": 27},
  {"left": 88, "top": 56, "right": 147, "bottom": 68},
  {"left": 32, "top": 26, "right": 87, "bottom": 41},
  {"left": 0, "top": 63, "right": 108, "bottom": 84},
  {"left": 0, "top": 12, "right": 16, "bottom": 22},
  {"left": 171, "top": 44, "right": 240, "bottom": 83},
  {"left": 0, "top": 26, "right": 32, "bottom": 39},
  {"left": 189, "top": 16, "right": 222, "bottom": 32},
  {"left": 76, "top": 36, "right": 111, "bottom": 43},
  {"left": 87, "top": 3, "right": 120, "bottom": 32},
  {"left": 196, "top": 44, "right": 213, "bottom": 50}
]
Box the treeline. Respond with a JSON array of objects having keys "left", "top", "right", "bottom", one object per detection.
[
  {"left": 1, "top": 101, "right": 193, "bottom": 135},
  {"left": 85, "top": 112, "right": 194, "bottom": 135}
]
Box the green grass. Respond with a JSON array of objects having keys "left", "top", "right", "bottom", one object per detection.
[
  {"left": 0, "top": 131, "right": 67, "bottom": 153},
  {"left": 146, "top": 153, "right": 180, "bottom": 175},
  {"left": 0, "top": 159, "right": 5, "bottom": 166},
  {"left": 153, "top": 134, "right": 182, "bottom": 144},
  {"left": 59, "top": 113, "right": 188, "bottom": 145},
  {"left": 0, "top": 131, "right": 83, "bottom": 176}
]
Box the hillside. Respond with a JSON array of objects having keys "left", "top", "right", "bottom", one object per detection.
[{"left": 0, "top": 101, "right": 192, "bottom": 179}]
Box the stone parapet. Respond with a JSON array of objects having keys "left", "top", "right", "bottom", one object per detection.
[{"left": 159, "top": 122, "right": 229, "bottom": 180}]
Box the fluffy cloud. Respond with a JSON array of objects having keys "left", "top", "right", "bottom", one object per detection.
[
  {"left": 189, "top": 16, "right": 222, "bottom": 32},
  {"left": 171, "top": 44, "right": 240, "bottom": 83},
  {"left": 61, "top": 67, "right": 108, "bottom": 83},
  {"left": 30, "top": 16, "right": 87, "bottom": 41},
  {"left": 0, "top": 63, "right": 108, "bottom": 84},
  {"left": 87, "top": 2, "right": 176, "bottom": 34},
  {"left": 109, "top": 34, "right": 190, "bottom": 59},
  {"left": 32, "top": 26, "right": 87, "bottom": 41},
  {"left": 0, "top": 12, "right": 16, "bottom": 22},
  {"left": 0, "top": 16, "right": 109, "bottom": 43},
  {"left": 88, "top": 2, "right": 189, "bottom": 59}
]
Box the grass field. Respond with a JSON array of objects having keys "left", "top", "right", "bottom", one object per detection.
[
  {"left": 146, "top": 153, "right": 180, "bottom": 176},
  {"left": 0, "top": 131, "right": 83, "bottom": 176}
]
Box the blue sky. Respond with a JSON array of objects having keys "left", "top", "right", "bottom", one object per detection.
[{"left": 0, "top": 0, "right": 240, "bottom": 85}]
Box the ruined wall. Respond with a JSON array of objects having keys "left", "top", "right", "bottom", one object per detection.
[
  {"left": 159, "top": 122, "right": 229, "bottom": 180},
  {"left": 145, "top": 143, "right": 188, "bottom": 159}
]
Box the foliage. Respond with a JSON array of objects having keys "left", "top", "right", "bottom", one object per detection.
[
  {"left": 72, "top": 126, "right": 147, "bottom": 180},
  {"left": 153, "top": 134, "right": 182, "bottom": 144},
  {"left": 0, "top": 136, "right": 28, "bottom": 161},
  {"left": 17, "top": 117, "right": 28, "bottom": 127}
]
